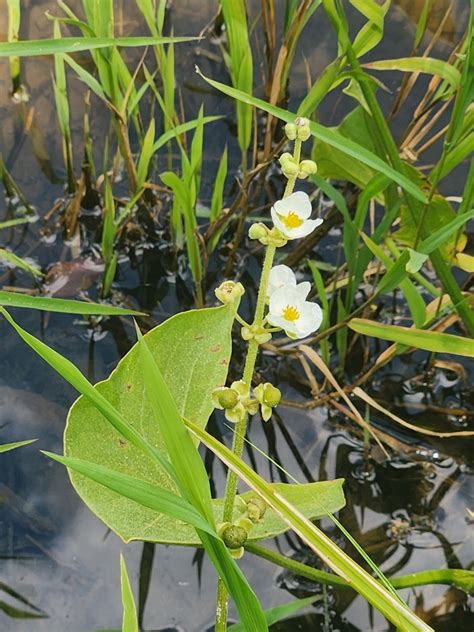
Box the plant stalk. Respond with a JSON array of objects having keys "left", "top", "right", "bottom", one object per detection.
[{"left": 215, "top": 138, "right": 301, "bottom": 631}]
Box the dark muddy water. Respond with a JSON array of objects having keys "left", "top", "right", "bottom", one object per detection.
[{"left": 0, "top": 1, "right": 473, "bottom": 630}]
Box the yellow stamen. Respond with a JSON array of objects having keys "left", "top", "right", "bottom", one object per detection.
[
  {"left": 281, "top": 211, "right": 303, "bottom": 229},
  {"left": 282, "top": 305, "right": 300, "bottom": 322}
]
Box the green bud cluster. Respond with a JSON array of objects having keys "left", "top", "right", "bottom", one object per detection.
[
  {"left": 212, "top": 380, "right": 258, "bottom": 424},
  {"left": 241, "top": 324, "right": 272, "bottom": 344},
  {"left": 212, "top": 380, "right": 281, "bottom": 423},
  {"left": 284, "top": 117, "right": 311, "bottom": 142},
  {"left": 279, "top": 153, "right": 317, "bottom": 180},
  {"left": 248, "top": 223, "right": 287, "bottom": 248}
]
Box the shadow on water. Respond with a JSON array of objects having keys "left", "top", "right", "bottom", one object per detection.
[{"left": 0, "top": 0, "right": 473, "bottom": 630}]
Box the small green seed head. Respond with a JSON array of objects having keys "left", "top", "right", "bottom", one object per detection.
[{"left": 222, "top": 524, "right": 248, "bottom": 549}]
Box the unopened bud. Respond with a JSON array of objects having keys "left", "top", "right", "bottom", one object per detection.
[
  {"left": 295, "top": 117, "right": 311, "bottom": 141},
  {"left": 279, "top": 153, "right": 299, "bottom": 178},
  {"left": 284, "top": 122, "right": 297, "bottom": 140},
  {"left": 248, "top": 222, "right": 268, "bottom": 241},
  {"left": 246, "top": 497, "right": 267, "bottom": 523},
  {"left": 298, "top": 159, "right": 317, "bottom": 179},
  {"left": 215, "top": 280, "right": 245, "bottom": 304}
]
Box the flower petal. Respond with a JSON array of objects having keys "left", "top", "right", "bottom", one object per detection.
[
  {"left": 285, "top": 218, "right": 323, "bottom": 240},
  {"left": 273, "top": 192, "right": 311, "bottom": 219},
  {"left": 268, "top": 286, "right": 304, "bottom": 315},
  {"left": 296, "top": 281, "right": 311, "bottom": 299},
  {"left": 267, "top": 265, "right": 296, "bottom": 298},
  {"left": 293, "top": 302, "right": 323, "bottom": 338}
]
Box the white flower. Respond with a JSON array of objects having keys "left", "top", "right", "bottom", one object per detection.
[
  {"left": 267, "top": 264, "right": 310, "bottom": 300},
  {"left": 271, "top": 191, "right": 323, "bottom": 240},
  {"left": 267, "top": 286, "right": 323, "bottom": 339}
]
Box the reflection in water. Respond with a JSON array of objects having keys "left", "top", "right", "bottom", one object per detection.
[{"left": 0, "top": 0, "right": 472, "bottom": 630}]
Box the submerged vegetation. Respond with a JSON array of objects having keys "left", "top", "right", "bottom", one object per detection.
[{"left": 0, "top": 0, "right": 473, "bottom": 630}]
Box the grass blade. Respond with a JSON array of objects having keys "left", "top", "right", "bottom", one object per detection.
[
  {"left": 0, "top": 36, "right": 196, "bottom": 57},
  {"left": 0, "top": 308, "right": 174, "bottom": 476},
  {"left": 0, "top": 439, "right": 37, "bottom": 454},
  {"left": 0, "top": 248, "right": 43, "bottom": 278},
  {"left": 196, "top": 68, "right": 427, "bottom": 202},
  {"left": 364, "top": 57, "right": 461, "bottom": 90},
  {"left": 43, "top": 452, "right": 215, "bottom": 535},
  {"left": 185, "top": 419, "right": 433, "bottom": 632},
  {"left": 135, "top": 326, "right": 268, "bottom": 631},
  {"left": 228, "top": 595, "right": 320, "bottom": 631},
  {"left": 120, "top": 555, "right": 138, "bottom": 632},
  {"left": 0, "top": 290, "right": 143, "bottom": 315},
  {"left": 349, "top": 318, "right": 474, "bottom": 357}
]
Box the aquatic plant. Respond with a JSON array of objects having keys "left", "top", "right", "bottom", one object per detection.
[{"left": 0, "top": 1, "right": 473, "bottom": 630}]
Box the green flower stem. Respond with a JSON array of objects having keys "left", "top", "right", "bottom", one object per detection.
[
  {"left": 245, "top": 543, "right": 474, "bottom": 592},
  {"left": 215, "top": 137, "right": 301, "bottom": 631}
]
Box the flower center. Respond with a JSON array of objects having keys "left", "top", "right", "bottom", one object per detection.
[
  {"left": 282, "top": 304, "right": 300, "bottom": 322},
  {"left": 281, "top": 211, "right": 303, "bottom": 229}
]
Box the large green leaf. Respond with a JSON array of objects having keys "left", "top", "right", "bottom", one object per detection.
[
  {"left": 395, "top": 195, "right": 466, "bottom": 260},
  {"left": 65, "top": 306, "right": 234, "bottom": 542},
  {"left": 312, "top": 106, "right": 377, "bottom": 190}
]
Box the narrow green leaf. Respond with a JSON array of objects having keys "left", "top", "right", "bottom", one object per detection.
[
  {"left": 152, "top": 115, "right": 222, "bottom": 153},
  {"left": 348, "top": 318, "right": 474, "bottom": 357},
  {"left": 134, "top": 324, "right": 214, "bottom": 522},
  {"left": 136, "top": 119, "right": 155, "bottom": 189},
  {"left": 0, "top": 217, "right": 31, "bottom": 230},
  {"left": 196, "top": 69, "right": 427, "bottom": 202},
  {"left": 364, "top": 57, "right": 461, "bottom": 91},
  {"left": 0, "top": 290, "right": 143, "bottom": 315},
  {"left": 0, "top": 248, "right": 43, "bottom": 277},
  {"left": 0, "top": 308, "right": 174, "bottom": 477},
  {"left": 43, "top": 452, "right": 215, "bottom": 536},
  {"left": 0, "top": 36, "right": 196, "bottom": 57},
  {"left": 186, "top": 419, "right": 433, "bottom": 632},
  {"left": 228, "top": 595, "right": 320, "bottom": 632},
  {"left": 120, "top": 555, "right": 138, "bottom": 632},
  {"left": 0, "top": 439, "right": 37, "bottom": 454}
]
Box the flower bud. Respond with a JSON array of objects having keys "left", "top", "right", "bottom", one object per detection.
[
  {"left": 215, "top": 280, "right": 245, "bottom": 304},
  {"left": 295, "top": 117, "right": 311, "bottom": 141},
  {"left": 284, "top": 122, "right": 297, "bottom": 140},
  {"left": 240, "top": 324, "right": 272, "bottom": 344},
  {"left": 298, "top": 159, "right": 317, "bottom": 179},
  {"left": 267, "top": 227, "right": 288, "bottom": 248},
  {"left": 279, "top": 153, "right": 299, "bottom": 178},
  {"left": 248, "top": 222, "right": 269, "bottom": 241},
  {"left": 212, "top": 387, "right": 239, "bottom": 410},
  {"left": 246, "top": 496, "right": 267, "bottom": 523}
]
